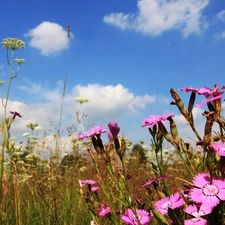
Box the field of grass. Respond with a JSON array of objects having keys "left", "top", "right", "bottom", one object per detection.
[{"left": 1, "top": 38, "right": 225, "bottom": 225}]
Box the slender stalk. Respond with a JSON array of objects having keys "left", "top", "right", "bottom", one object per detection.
[{"left": 56, "top": 25, "right": 70, "bottom": 164}]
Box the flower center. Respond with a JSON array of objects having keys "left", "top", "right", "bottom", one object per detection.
[
  {"left": 202, "top": 183, "right": 219, "bottom": 196},
  {"left": 131, "top": 214, "right": 142, "bottom": 223},
  {"left": 161, "top": 200, "right": 172, "bottom": 210}
]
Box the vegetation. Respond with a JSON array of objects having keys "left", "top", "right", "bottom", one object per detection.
[{"left": 1, "top": 37, "right": 225, "bottom": 225}]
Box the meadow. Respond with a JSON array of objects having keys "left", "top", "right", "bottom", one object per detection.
[{"left": 1, "top": 38, "right": 225, "bottom": 225}]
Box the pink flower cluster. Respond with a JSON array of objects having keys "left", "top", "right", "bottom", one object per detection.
[{"left": 180, "top": 84, "right": 225, "bottom": 107}]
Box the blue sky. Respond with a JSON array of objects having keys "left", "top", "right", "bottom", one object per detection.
[{"left": 0, "top": 0, "right": 225, "bottom": 152}]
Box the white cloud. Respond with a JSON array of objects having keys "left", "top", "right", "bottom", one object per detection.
[
  {"left": 215, "top": 10, "right": 225, "bottom": 22},
  {"left": 103, "top": 0, "right": 209, "bottom": 38},
  {"left": 72, "top": 84, "right": 156, "bottom": 118},
  {"left": 13, "top": 83, "right": 157, "bottom": 137},
  {"left": 24, "top": 21, "right": 71, "bottom": 56}
]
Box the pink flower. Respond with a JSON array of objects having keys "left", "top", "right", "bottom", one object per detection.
[
  {"left": 108, "top": 132, "right": 114, "bottom": 142},
  {"left": 122, "top": 208, "right": 151, "bottom": 225},
  {"left": 189, "top": 173, "right": 225, "bottom": 210},
  {"left": 10, "top": 111, "right": 22, "bottom": 120},
  {"left": 91, "top": 186, "right": 101, "bottom": 192},
  {"left": 154, "top": 191, "right": 184, "bottom": 215},
  {"left": 180, "top": 84, "right": 225, "bottom": 97},
  {"left": 180, "top": 84, "right": 225, "bottom": 108},
  {"left": 139, "top": 175, "right": 167, "bottom": 189},
  {"left": 108, "top": 122, "right": 120, "bottom": 139},
  {"left": 196, "top": 94, "right": 222, "bottom": 108},
  {"left": 142, "top": 113, "right": 174, "bottom": 127},
  {"left": 184, "top": 204, "right": 212, "bottom": 225},
  {"left": 78, "top": 179, "right": 97, "bottom": 188},
  {"left": 77, "top": 125, "right": 107, "bottom": 140},
  {"left": 210, "top": 142, "right": 225, "bottom": 156},
  {"left": 98, "top": 204, "right": 111, "bottom": 216}
]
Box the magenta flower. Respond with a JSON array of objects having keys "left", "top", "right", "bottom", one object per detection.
[
  {"left": 108, "top": 122, "right": 120, "bottom": 139},
  {"left": 77, "top": 134, "right": 87, "bottom": 140},
  {"left": 91, "top": 186, "right": 101, "bottom": 192},
  {"left": 139, "top": 175, "right": 167, "bottom": 189},
  {"left": 184, "top": 204, "right": 212, "bottom": 225},
  {"left": 189, "top": 173, "right": 225, "bottom": 209},
  {"left": 98, "top": 204, "right": 111, "bottom": 216},
  {"left": 10, "top": 111, "right": 22, "bottom": 120},
  {"left": 122, "top": 208, "right": 151, "bottom": 225},
  {"left": 78, "top": 179, "right": 97, "bottom": 188},
  {"left": 210, "top": 142, "right": 225, "bottom": 156},
  {"left": 154, "top": 191, "right": 184, "bottom": 215},
  {"left": 180, "top": 84, "right": 225, "bottom": 97},
  {"left": 108, "top": 132, "right": 114, "bottom": 142},
  {"left": 77, "top": 125, "right": 107, "bottom": 140},
  {"left": 180, "top": 84, "right": 225, "bottom": 108},
  {"left": 196, "top": 94, "right": 222, "bottom": 108},
  {"left": 142, "top": 113, "right": 174, "bottom": 127}
]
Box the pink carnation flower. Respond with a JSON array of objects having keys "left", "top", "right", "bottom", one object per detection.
[
  {"left": 78, "top": 179, "right": 97, "bottom": 188},
  {"left": 122, "top": 208, "right": 151, "bottom": 225},
  {"left": 210, "top": 142, "right": 225, "bottom": 156},
  {"left": 91, "top": 186, "right": 101, "bottom": 192},
  {"left": 77, "top": 125, "right": 107, "bottom": 140},
  {"left": 180, "top": 84, "right": 225, "bottom": 108},
  {"left": 108, "top": 122, "right": 120, "bottom": 139},
  {"left": 184, "top": 204, "right": 212, "bottom": 225},
  {"left": 98, "top": 204, "right": 111, "bottom": 216},
  {"left": 154, "top": 191, "right": 184, "bottom": 215},
  {"left": 196, "top": 94, "right": 222, "bottom": 108},
  {"left": 189, "top": 173, "right": 225, "bottom": 210},
  {"left": 139, "top": 175, "right": 167, "bottom": 189},
  {"left": 142, "top": 113, "right": 174, "bottom": 127}
]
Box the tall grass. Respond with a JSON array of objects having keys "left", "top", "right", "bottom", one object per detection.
[{"left": 1, "top": 37, "right": 225, "bottom": 225}]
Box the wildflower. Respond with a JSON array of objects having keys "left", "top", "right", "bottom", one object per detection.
[
  {"left": 210, "top": 142, "right": 225, "bottom": 156},
  {"left": 74, "top": 97, "right": 89, "bottom": 104},
  {"left": 34, "top": 126, "right": 42, "bottom": 130},
  {"left": 180, "top": 84, "right": 225, "bottom": 108},
  {"left": 77, "top": 133, "right": 87, "bottom": 140},
  {"left": 78, "top": 179, "right": 97, "bottom": 188},
  {"left": 22, "top": 132, "right": 30, "bottom": 137},
  {"left": 108, "top": 132, "right": 114, "bottom": 142},
  {"left": 14, "top": 58, "right": 25, "bottom": 65},
  {"left": 122, "top": 208, "right": 151, "bottom": 225},
  {"left": 189, "top": 173, "right": 225, "bottom": 209},
  {"left": 10, "top": 111, "right": 22, "bottom": 120},
  {"left": 196, "top": 94, "right": 222, "bottom": 108},
  {"left": 142, "top": 113, "right": 174, "bottom": 127},
  {"left": 77, "top": 125, "right": 107, "bottom": 140},
  {"left": 108, "top": 122, "right": 120, "bottom": 139},
  {"left": 139, "top": 175, "right": 167, "bottom": 189},
  {"left": 184, "top": 204, "right": 212, "bottom": 225},
  {"left": 27, "top": 123, "right": 38, "bottom": 130},
  {"left": 1, "top": 38, "right": 25, "bottom": 50},
  {"left": 180, "top": 84, "right": 225, "bottom": 97},
  {"left": 91, "top": 186, "right": 101, "bottom": 192},
  {"left": 154, "top": 191, "right": 184, "bottom": 215},
  {"left": 98, "top": 204, "right": 111, "bottom": 216}
]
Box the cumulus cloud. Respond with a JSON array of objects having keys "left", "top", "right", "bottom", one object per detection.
[
  {"left": 24, "top": 21, "right": 71, "bottom": 56},
  {"left": 103, "top": 0, "right": 209, "bottom": 38},
  {"left": 14, "top": 83, "right": 157, "bottom": 136},
  {"left": 72, "top": 84, "right": 156, "bottom": 119}
]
